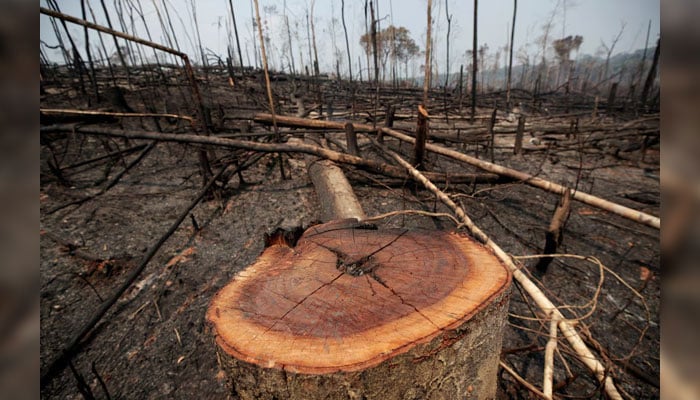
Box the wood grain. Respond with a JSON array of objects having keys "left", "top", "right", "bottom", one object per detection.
[{"left": 207, "top": 220, "right": 510, "bottom": 374}]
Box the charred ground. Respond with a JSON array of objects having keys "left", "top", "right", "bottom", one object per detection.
[{"left": 40, "top": 65, "right": 659, "bottom": 398}]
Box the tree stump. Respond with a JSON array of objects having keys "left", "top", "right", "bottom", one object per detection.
[{"left": 207, "top": 219, "right": 511, "bottom": 399}]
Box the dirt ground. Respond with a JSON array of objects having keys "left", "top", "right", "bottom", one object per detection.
[{"left": 40, "top": 66, "right": 659, "bottom": 398}]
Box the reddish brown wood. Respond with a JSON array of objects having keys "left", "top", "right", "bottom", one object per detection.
[{"left": 207, "top": 220, "right": 511, "bottom": 399}]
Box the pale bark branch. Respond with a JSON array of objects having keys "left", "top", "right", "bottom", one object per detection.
[{"left": 366, "top": 134, "right": 623, "bottom": 400}]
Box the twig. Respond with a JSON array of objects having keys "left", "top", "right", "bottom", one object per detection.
[
  {"left": 513, "top": 254, "right": 605, "bottom": 322},
  {"left": 62, "top": 143, "right": 147, "bottom": 171},
  {"left": 543, "top": 315, "right": 559, "bottom": 399},
  {"left": 68, "top": 360, "right": 95, "bottom": 400},
  {"left": 40, "top": 163, "right": 230, "bottom": 390},
  {"left": 500, "top": 360, "right": 547, "bottom": 398},
  {"left": 91, "top": 361, "right": 112, "bottom": 400},
  {"left": 40, "top": 108, "right": 194, "bottom": 124},
  {"left": 361, "top": 209, "right": 462, "bottom": 227},
  {"left": 47, "top": 141, "right": 156, "bottom": 215}
]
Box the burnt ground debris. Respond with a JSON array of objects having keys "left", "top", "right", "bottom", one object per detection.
[{"left": 40, "top": 65, "right": 659, "bottom": 398}]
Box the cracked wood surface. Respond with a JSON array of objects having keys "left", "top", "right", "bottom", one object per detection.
[{"left": 207, "top": 219, "right": 510, "bottom": 374}]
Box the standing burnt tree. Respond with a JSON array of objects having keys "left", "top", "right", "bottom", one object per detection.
[
  {"left": 470, "top": 0, "right": 478, "bottom": 122},
  {"left": 505, "top": 0, "right": 517, "bottom": 109}
]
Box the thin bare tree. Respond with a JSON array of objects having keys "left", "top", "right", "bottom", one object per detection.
[
  {"left": 444, "top": 0, "right": 452, "bottom": 88},
  {"left": 341, "top": 0, "right": 353, "bottom": 81},
  {"left": 310, "top": 0, "right": 320, "bottom": 77},
  {"left": 600, "top": 22, "right": 626, "bottom": 84},
  {"left": 534, "top": 1, "right": 558, "bottom": 94},
  {"left": 640, "top": 37, "right": 659, "bottom": 107},
  {"left": 505, "top": 0, "right": 517, "bottom": 108},
  {"left": 470, "top": 0, "right": 478, "bottom": 122},
  {"left": 634, "top": 20, "right": 652, "bottom": 95},
  {"left": 283, "top": 0, "right": 296, "bottom": 75},
  {"left": 305, "top": 8, "right": 312, "bottom": 75},
  {"left": 424, "top": 0, "right": 432, "bottom": 105},
  {"left": 226, "top": 0, "right": 244, "bottom": 67},
  {"left": 253, "top": 0, "right": 285, "bottom": 178}
]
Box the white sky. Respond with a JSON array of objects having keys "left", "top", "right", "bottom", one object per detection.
[{"left": 40, "top": 0, "right": 660, "bottom": 76}]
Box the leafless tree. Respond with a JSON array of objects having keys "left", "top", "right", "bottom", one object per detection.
[
  {"left": 226, "top": 0, "right": 244, "bottom": 67},
  {"left": 341, "top": 0, "right": 353, "bottom": 81},
  {"left": 310, "top": 0, "right": 320, "bottom": 77},
  {"left": 470, "top": 0, "right": 478, "bottom": 122},
  {"left": 283, "top": 0, "right": 296, "bottom": 75},
  {"left": 424, "top": 0, "right": 433, "bottom": 105},
  {"left": 505, "top": 0, "right": 517, "bottom": 108},
  {"left": 600, "top": 22, "right": 626, "bottom": 84},
  {"left": 640, "top": 37, "right": 659, "bottom": 107},
  {"left": 444, "top": 0, "right": 452, "bottom": 89}
]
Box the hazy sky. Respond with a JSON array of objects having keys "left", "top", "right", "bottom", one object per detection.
[{"left": 40, "top": 0, "right": 659, "bottom": 75}]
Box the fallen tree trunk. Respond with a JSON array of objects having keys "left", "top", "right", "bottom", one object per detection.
[
  {"left": 251, "top": 114, "right": 659, "bottom": 229},
  {"left": 43, "top": 121, "right": 658, "bottom": 229},
  {"left": 255, "top": 113, "right": 658, "bottom": 137},
  {"left": 379, "top": 128, "right": 660, "bottom": 230},
  {"left": 302, "top": 135, "right": 366, "bottom": 222},
  {"left": 40, "top": 125, "right": 504, "bottom": 185}
]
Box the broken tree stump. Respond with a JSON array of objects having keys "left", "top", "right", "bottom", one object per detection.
[
  {"left": 413, "top": 104, "right": 429, "bottom": 170},
  {"left": 344, "top": 122, "right": 360, "bottom": 156},
  {"left": 207, "top": 220, "right": 511, "bottom": 399}
]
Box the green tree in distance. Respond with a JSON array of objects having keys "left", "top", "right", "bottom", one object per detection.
[{"left": 360, "top": 25, "right": 420, "bottom": 81}]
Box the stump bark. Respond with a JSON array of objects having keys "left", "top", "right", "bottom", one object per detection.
[{"left": 207, "top": 219, "right": 511, "bottom": 399}]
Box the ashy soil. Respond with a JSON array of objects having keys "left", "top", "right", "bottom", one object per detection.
[{"left": 40, "top": 66, "right": 659, "bottom": 398}]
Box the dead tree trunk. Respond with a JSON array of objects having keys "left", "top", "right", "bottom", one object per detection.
[
  {"left": 370, "top": 0, "right": 379, "bottom": 126},
  {"left": 535, "top": 189, "right": 572, "bottom": 274},
  {"left": 488, "top": 107, "right": 497, "bottom": 163},
  {"left": 253, "top": 0, "right": 285, "bottom": 179},
  {"left": 341, "top": 0, "right": 353, "bottom": 82},
  {"left": 424, "top": 0, "right": 432, "bottom": 107},
  {"left": 640, "top": 38, "right": 660, "bottom": 109},
  {"left": 310, "top": 0, "right": 320, "bottom": 78},
  {"left": 514, "top": 114, "right": 525, "bottom": 155},
  {"left": 470, "top": 0, "right": 478, "bottom": 122},
  {"left": 607, "top": 82, "right": 619, "bottom": 114},
  {"left": 413, "top": 104, "right": 429, "bottom": 169},
  {"left": 344, "top": 122, "right": 359, "bottom": 156},
  {"left": 227, "top": 0, "right": 244, "bottom": 67},
  {"left": 283, "top": 2, "right": 296, "bottom": 75},
  {"left": 308, "top": 161, "right": 365, "bottom": 222},
  {"left": 505, "top": 0, "right": 517, "bottom": 109}
]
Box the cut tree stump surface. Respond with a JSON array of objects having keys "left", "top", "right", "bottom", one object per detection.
[{"left": 207, "top": 219, "right": 511, "bottom": 375}]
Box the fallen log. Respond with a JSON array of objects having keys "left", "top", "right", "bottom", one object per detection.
[
  {"left": 379, "top": 128, "right": 660, "bottom": 230},
  {"left": 40, "top": 125, "right": 504, "bottom": 185},
  {"left": 252, "top": 113, "right": 659, "bottom": 229}
]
